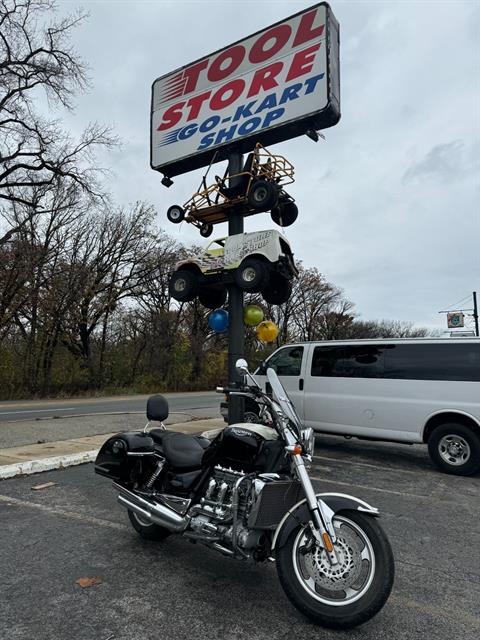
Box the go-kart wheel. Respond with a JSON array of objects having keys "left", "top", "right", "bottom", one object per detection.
[
  {"left": 234, "top": 258, "right": 270, "bottom": 292},
  {"left": 271, "top": 201, "right": 298, "bottom": 227},
  {"left": 262, "top": 274, "right": 292, "bottom": 305},
  {"left": 169, "top": 269, "right": 199, "bottom": 302},
  {"left": 200, "top": 222, "right": 213, "bottom": 238},
  {"left": 198, "top": 287, "right": 227, "bottom": 310},
  {"left": 248, "top": 179, "right": 279, "bottom": 211},
  {"left": 167, "top": 205, "right": 185, "bottom": 224}
]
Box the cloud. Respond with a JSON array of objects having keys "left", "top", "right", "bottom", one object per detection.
[{"left": 402, "top": 140, "right": 474, "bottom": 184}]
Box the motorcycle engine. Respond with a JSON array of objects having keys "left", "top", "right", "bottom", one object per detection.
[{"left": 188, "top": 465, "right": 266, "bottom": 553}]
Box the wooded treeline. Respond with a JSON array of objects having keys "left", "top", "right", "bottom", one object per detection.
[{"left": 0, "top": 1, "right": 428, "bottom": 398}]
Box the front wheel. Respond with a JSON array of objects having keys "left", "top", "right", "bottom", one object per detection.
[{"left": 276, "top": 510, "right": 394, "bottom": 629}]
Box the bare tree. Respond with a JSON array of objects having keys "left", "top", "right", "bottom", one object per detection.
[{"left": 0, "top": 0, "right": 115, "bottom": 235}]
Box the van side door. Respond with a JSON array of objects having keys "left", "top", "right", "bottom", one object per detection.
[{"left": 303, "top": 344, "right": 386, "bottom": 436}]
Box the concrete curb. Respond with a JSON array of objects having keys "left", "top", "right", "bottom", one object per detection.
[
  {"left": 0, "top": 418, "right": 224, "bottom": 479},
  {"left": 0, "top": 449, "right": 98, "bottom": 479}
]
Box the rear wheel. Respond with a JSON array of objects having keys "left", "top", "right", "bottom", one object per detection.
[
  {"left": 271, "top": 201, "right": 298, "bottom": 227},
  {"left": 198, "top": 287, "right": 227, "bottom": 309},
  {"left": 427, "top": 423, "right": 480, "bottom": 475},
  {"left": 248, "top": 179, "right": 278, "bottom": 211},
  {"left": 169, "top": 269, "right": 198, "bottom": 302},
  {"left": 276, "top": 510, "right": 394, "bottom": 629},
  {"left": 234, "top": 258, "right": 270, "bottom": 292},
  {"left": 127, "top": 510, "right": 171, "bottom": 541},
  {"left": 167, "top": 205, "right": 185, "bottom": 224},
  {"left": 262, "top": 274, "right": 292, "bottom": 305}
]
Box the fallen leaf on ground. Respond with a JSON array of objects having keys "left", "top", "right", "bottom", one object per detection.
[
  {"left": 31, "top": 482, "right": 57, "bottom": 491},
  {"left": 75, "top": 576, "right": 103, "bottom": 588}
]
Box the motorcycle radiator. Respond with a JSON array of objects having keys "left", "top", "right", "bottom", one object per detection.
[{"left": 248, "top": 481, "right": 304, "bottom": 530}]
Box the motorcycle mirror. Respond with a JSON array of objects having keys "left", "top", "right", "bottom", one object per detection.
[{"left": 235, "top": 358, "right": 249, "bottom": 376}]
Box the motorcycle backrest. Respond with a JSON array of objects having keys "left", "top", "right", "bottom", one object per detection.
[{"left": 146, "top": 394, "right": 169, "bottom": 422}]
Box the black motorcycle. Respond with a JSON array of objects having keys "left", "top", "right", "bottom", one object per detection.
[{"left": 95, "top": 359, "right": 394, "bottom": 628}]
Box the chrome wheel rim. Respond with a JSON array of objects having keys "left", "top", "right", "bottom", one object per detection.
[
  {"left": 438, "top": 434, "right": 470, "bottom": 466},
  {"left": 292, "top": 516, "right": 375, "bottom": 606},
  {"left": 242, "top": 267, "right": 257, "bottom": 283},
  {"left": 170, "top": 208, "right": 182, "bottom": 221}
]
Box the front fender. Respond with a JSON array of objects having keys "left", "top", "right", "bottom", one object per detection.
[{"left": 271, "top": 492, "right": 379, "bottom": 551}]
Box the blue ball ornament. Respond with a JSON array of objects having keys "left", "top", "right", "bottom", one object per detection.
[{"left": 208, "top": 308, "right": 229, "bottom": 333}]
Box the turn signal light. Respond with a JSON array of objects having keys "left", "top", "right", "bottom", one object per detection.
[
  {"left": 292, "top": 444, "right": 302, "bottom": 455},
  {"left": 322, "top": 532, "right": 334, "bottom": 553}
]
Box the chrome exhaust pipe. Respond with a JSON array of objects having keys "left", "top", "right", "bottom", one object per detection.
[{"left": 114, "top": 483, "right": 189, "bottom": 533}]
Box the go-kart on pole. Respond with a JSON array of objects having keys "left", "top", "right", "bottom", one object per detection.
[{"left": 226, "top": 149, "right": 245, "bottom": 424}]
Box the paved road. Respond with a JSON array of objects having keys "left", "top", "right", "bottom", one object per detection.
[
  {"left": 0, "top": 391, "right": 220, "bottom": 423},
  {"left": 0, "top": 436, "right": 479, "bottom": 640}
]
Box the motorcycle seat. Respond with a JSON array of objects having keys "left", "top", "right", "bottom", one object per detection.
[{"left": 149, "top": 430, "right": 210, "bottom": 469}]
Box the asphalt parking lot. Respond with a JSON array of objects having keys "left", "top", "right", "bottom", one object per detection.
[{"left": 1, "top": 436, "right": 479, "bottom": 640}]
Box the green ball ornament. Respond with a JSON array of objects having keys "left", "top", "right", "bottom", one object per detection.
[{"left": 243, "top": 304, "right": 264, "bottom": 327}]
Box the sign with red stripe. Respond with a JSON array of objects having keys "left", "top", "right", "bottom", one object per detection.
[{"left": 151, "top": 3, "right": 340, "bottom": 178}]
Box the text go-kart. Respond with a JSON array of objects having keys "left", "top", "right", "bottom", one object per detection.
[
  {"left": 166, "top": 144, "right": 298, "bottom": 238},
  {"left": 169, "top": 229, "right": 298, "bottom": 308}
]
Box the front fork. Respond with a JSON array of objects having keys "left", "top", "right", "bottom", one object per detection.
[{"left": 290, "top": 451, "right": 340, "bottom": 566}]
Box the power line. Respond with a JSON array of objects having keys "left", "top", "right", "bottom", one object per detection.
[{"left": 439, "top": 294, "right": 472, "bottom": 312}]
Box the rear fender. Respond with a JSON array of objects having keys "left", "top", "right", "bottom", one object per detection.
[{"left": 271, "top": 492, "right": 379, "bottom": 551}]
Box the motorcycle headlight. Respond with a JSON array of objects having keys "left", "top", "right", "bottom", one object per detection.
[{"left": 301, "top": 427, "right": 315, "bottom": 457}]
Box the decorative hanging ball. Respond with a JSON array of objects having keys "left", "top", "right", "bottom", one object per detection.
[
  {"left": 208, "top": 308, "right": 229, "bottom": 333},
  {"left": 256, "top": 320, "right": 279, "bottom": 343},
  {"left": 243, "top": 304, "right": 264, "bottom": 327}
]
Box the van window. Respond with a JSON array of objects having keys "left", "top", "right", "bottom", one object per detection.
[
  {"left": 384, "top": 343, "right": 480, "bottom": 382},
  {"left": 266, "top": 346, "right": 304, "bottom": 376},
  {"left": 311, "top": 345, "right": 384, "bottom": 378}
]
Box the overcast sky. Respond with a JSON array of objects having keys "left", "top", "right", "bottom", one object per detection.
[{"left": 59, "top": 0, "right": 479, "bottom": 332}]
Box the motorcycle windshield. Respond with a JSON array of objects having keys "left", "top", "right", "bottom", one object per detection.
[{"left": 266, "top": 367, "right": 302, "bottom": 436}]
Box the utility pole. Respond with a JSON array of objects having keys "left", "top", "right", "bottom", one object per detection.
[
  {"left": 473, "top": 291, "right": 479, "bottom": 337},
  {"left": 227, "top": 149, "right": 245, "bottom": 424}
]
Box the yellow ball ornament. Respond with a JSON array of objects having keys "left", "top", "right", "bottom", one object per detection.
[
  {"left": 243, "top": 304, "right": 264, "bottom": 326},
  {"left": 256, "top": 320, "right": 279, "bottom": 343}
]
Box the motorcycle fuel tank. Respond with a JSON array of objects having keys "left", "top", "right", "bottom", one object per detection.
[{"left": 215, "top": 423, "right": 285, "bottom": 472}]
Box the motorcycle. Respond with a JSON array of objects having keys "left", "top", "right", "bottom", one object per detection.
[{"left": 95, "top": 359, "right": 394, "bottom": 628}]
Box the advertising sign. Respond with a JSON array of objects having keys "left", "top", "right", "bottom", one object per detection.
[
  {"left": 447, "top": 313, "right": 465, "bottom": 329},
  {"left": 151, "top": 2, "right": 340, "bottom": 178}
]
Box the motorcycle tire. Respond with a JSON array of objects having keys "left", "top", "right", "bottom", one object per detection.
[
  {"left": 276, "top": 510, "right": 394, "bottom": 629},
  {"left": 127, "top": 509, "right": 171, "bottom": 541}
]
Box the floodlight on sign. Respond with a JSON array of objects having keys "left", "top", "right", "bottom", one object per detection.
[{"left": 151, "top": 2, "right": 340, "bottom": 180}]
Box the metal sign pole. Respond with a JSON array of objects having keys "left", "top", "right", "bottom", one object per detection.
[{"left": 227, "top": 149, "right": 245, "bottom": 424}]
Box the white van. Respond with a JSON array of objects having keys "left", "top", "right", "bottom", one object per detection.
[{"left": 251, "top": 338, "right": 480, "bottom": 476}]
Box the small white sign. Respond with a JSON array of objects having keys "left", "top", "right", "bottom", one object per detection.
[{"left": 447, "top": 313, "right": 465, "bottom": 328}]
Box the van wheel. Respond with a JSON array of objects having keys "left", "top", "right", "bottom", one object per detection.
[{"left": 428, "top": 423, "right": 480, "bottom": 476}]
